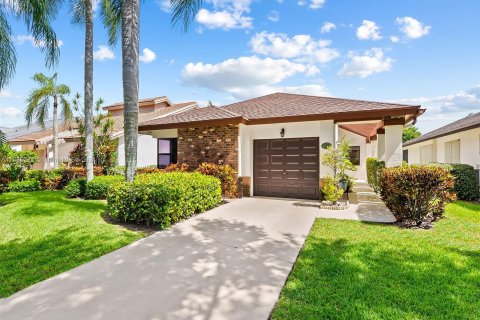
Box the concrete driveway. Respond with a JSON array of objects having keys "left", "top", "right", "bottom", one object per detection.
[{"left": 0, "top": 197, "right": 317, "bottom": 320}]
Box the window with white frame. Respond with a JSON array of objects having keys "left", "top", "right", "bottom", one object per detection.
[
  {"left": 445, "top": 139, "right": 460, "bottom": 164},
  {"left": 420, "top": 145, "right": 433, "bottom": 163}
]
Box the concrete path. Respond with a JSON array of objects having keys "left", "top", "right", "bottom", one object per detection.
[
  {"left": 315, "top": 180, "right": 396, "bottom": 223},
  {"left": 0, "top": 198, "right": 318, "bottom": 320}
]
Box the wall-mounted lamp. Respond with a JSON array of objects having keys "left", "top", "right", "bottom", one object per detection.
[{"left": 280, "top": 128, "right": 285, "bottom": 138}]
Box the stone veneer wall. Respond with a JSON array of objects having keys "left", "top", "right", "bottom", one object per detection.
[{"left": 177, "top": 124, "right": 239, "bottom": 170}]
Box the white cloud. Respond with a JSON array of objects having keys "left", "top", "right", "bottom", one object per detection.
[
  {"left": 250, "top": 32, "right": 340, "bottom": 64},
  {"left": 0, "top": 107, "right": 22, "bottom": 118},
  {"left": 396, "top": 85, "right": 480, "bottom": 114},
  {"left": 338, "top": 48, "right": 393, "bottom": 78},
  {"left": 93, "top": 45, "right": 115, "bottom": 61},
  {"left": 298, "top": 0, "right": 326, "bottom": 9},
  {"left": 356, "top": 20, "right": 382, "bottom": 40},
  {"left": 390, "top": 35, "right": 400, "bottom": 43},
  {"left": 396, "top": 17, "right": 431, "bottom": 39},
  {"left": 195, "top": 0, "right": 253, "bottom": 30},
  {"left": 0, "top": 89, "right": 12, "bottom": 98},
  {"left": 267, "top": 10, "right": 280, "bottom": 22},
  {"left": 156, "top": 0, "right": 171, "bottom": 12},
  {"left": 181, "top": 56, "right": 321, "bottom": 99},
  {"left": 15, "top": 34, "right": 63, "bottom": 48},
  {"left": 139, "top": 48, "right": 157, "bottom": 63},
  {"left": 320, "top": 21, "right": 336, "bottom": 34}
]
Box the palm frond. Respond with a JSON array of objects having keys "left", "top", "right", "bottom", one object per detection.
[
  {"left": 14, "top": 0, "right": 63, "bottom": 67},
  {"left": 170, "top": 0, "right": 202, "bottom": 32},
  {"left": 56, "top": 83, "right": 70, "bottom": 95},
  {"left": 0, "top": 9, "right": 16, "bottom": 90},
  {"left": 35, "top": 97, "right": 50, "bottom": 129},
  {"left": 100, "top": 0, "right": 122, "bottom": 46},
  {"left": 60, "top": 95, "right": 73, "bottom": 123},
  {"left": 69, "top": 0, "right": 87, "bottom": 25}
]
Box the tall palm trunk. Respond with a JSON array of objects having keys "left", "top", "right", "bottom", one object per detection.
[
  {"left": 84, "top": 0, "right": 94, "bottom": 181},
  {"left": 122, "top": 0, "right": 140, "bottom": 182},
  {"left": 53, "top": 96, "right": 59, "bottom": 168}
]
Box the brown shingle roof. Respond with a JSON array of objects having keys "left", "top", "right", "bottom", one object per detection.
[
  {"left": 140, "top": 106, "right": 243, "bottom": 129},
  {"left": 103, "top": 96, "right": 171, "bottom": 111},
  {"left": 223, "top": 93, "right": 420, "bottom": 121},
  {"left": 404, "top": 112, "right": 480, "bottom": 147},
  {"left": 139, "top": 93, "right": 423, "bottom": 130}
]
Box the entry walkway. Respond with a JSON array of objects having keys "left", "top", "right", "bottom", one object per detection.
[{"left": 315, "top": 180, "right": 396, "bottom": 223}]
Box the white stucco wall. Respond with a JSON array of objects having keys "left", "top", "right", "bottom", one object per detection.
[
  {"left": 403, "top": 127, "right": 480, "bottom": 168},
  {"left": 45, "top": 142, "right": 78, "bottom": 169},
  {"left": 338, "top": 128, "right": 368, "bottom": 180},
  {"left": 117, "top": 133, "right": 160, "bottom": 167}
]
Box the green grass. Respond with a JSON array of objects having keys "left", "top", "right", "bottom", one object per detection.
[
  {"left": 272, "top": 201, "right": 480, "bottom": 320},
  {"left": 0, "top": 191, "right": 146, "bottom": 297}
]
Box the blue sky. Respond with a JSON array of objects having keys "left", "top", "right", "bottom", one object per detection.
[{"left": 1, "top": 0, "right": 479, "bottom": 134}]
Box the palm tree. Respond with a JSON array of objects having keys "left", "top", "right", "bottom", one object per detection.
[
  {"left": 70, "top": 0, "right": 95, "bottom": 181},
  {"left": 0, "top": 0, "right": 61, "bottom": 90},
  {"left": 25, "top": 73, "right": 72, "bottom": 168},
  {"left": 101, "top": 0, "right": 202, "bottom": 181}
]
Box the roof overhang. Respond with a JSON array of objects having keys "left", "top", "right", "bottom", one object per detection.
[
  {"left": 138, "top": 106, "right": 421, "bottom": 131},
  {"left": 403, "top": 121, "right": 480, "bottom": 147}
]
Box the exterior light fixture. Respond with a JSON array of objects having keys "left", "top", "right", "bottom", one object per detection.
[{"left": 280, "top": 128, "right": 285, "bottom": 137}]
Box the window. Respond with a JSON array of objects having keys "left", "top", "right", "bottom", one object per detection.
[
  {"left": 349, "top": 146, "right": 361, "bottom": 166},
  {"left": 403, "top": 150, "right": 409, "bottom": 163},
  {"left": 445, "top": 139, "right": 460, "bottom": 163},
  {"left": 420, "top": 145, "right": 433, "bottom": 163},
  {"left": 157, "top": 138, "right": 177, "bottom": 168}
]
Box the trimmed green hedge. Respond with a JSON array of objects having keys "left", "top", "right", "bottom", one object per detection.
[
  {"left": 8, "top": 180, "right": 41, "bottom": 192},
  {"left": 85, "top": 175, "right": 124, "bottom": 199},
  {"left": 366, "top": 158, "right": 385, "bottom": 193},
  {"left": 432, "top": 163, "right": 480, "bottom": 201},
  {"left": 107, "top": 172, "right": 222, "bottom": 228},
  {"left": 65, "top": 178, "right": 87, "bottom": 198}
]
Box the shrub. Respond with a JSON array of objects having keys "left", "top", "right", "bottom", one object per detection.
[
  {"left": 5, "top": 151, "right": 38, "bottom": 181},
  {"left": 107, "top": 172, "right": 222, "bottom": 228},
  {"left": 450, "top": 164, "right": 480, "bottom": 201},
  {"left": 25, "top": 170, "right": 47, "bottom": 182},
  {"left": 85, "top": 175, "right": 124, "bottom": 199},
  {"left": 164, "top": 163, "right": 190, "bottom": 172},
  {"left": 8, "top": 180, "right": 41, "bottom": 192},
  {"left": 42, "top": 171, "right": 63, "bottom": 190},
  {"left": 321, "top": 176, "right": 344, "bottom": 203},
  {"left": 64, "top": 178, "right": 87, "bottom": 198},
  {"left": 366, "top": 158, "right": 385, "bottom": 193},
  {"left": 380, "top": 165, "right": 456, "bottom": 225},
  {"left": 136, "top": 166, "right": 162, "bottom": 174},
  {"left": 197, "top": 163, "right": 237, "bottom": 198},
  {"left": 0, "top": 170, "right": 9, "bottom": 194}
]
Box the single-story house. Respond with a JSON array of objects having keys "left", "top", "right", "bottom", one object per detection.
[
  {"left": 403, "top": 112, "right": 480, "bottom": 169},
  {"left": 139, "top": 93, "right": 424, "bottom": 199},
  {"left": 7, "top": 96, "right": 197, "bottom": 169}
]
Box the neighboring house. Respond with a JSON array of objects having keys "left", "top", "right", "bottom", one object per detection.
[
  {"left": 139, "top": 93, "right": 424, "bottom": 199},
  {"left": 7, "top": 96, "right": 197, "bottom": 169},
  {"left": 403, "top": 112, "right": 480, "bottom": 169}
]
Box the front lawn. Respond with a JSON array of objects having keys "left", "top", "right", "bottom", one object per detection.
[
  {"left": 272, "top": 201, "right": 480, "bottom": 319},
  {"left": 0, "top": 191, "right": 146, "bottom": 297}
]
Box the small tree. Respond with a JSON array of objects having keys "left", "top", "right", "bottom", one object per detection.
[
  {"left": 403, "top": 126, "right": 421, "bottom": 143},
  {"left": 322, "top": 138, "right": 356, "bottom": 180},
  {"left": 70, "top": 94, "right": 118, "bottom": 173},
  {"left": 5, "top": 150, "right": 38, "bottom": 181}
]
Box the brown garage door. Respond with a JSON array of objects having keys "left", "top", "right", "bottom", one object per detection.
[{"left": 254, "top": 137, "right": 319, "bottom": 200}]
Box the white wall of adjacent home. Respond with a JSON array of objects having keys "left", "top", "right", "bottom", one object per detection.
[{"left": 403, "top": 127, "right": 480, "bottom": 168}]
